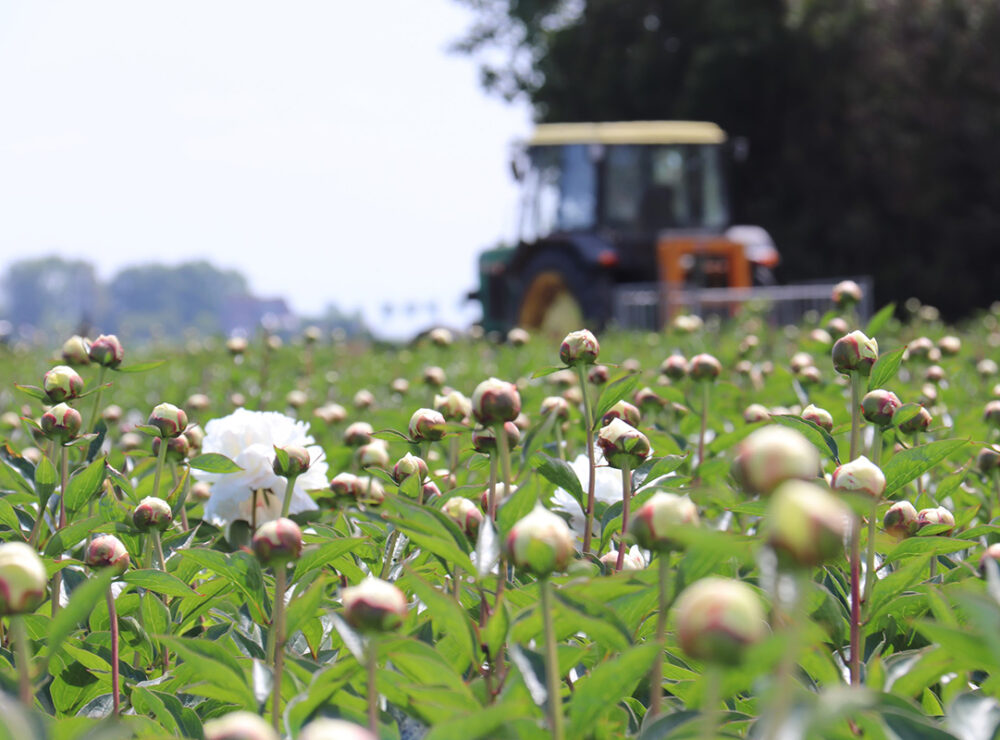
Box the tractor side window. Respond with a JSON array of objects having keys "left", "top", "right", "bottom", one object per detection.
[
  {"left": 604, "top": 146, "right": 643, "bottom": 228},
  {"left": 522, "top": 145, "right": 596, "bottom": 241},
  {"left": 699, "top": 146, "right": 728, "bottom": 228},
  {"left": 558, "top": 144, "right": 596, "bottom": 231}
]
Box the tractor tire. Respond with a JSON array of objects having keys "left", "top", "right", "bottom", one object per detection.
[{"left": 514, "top": 252, "right": 613, "bottom": 336}]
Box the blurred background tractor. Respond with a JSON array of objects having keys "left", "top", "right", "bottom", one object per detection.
[{"left": 471, "top": 121, "right": 785, "bottom": 335}]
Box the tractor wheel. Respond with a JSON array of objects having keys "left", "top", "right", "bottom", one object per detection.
[{"left": 515, "top": 252, "right": 612, "bottom": 336}]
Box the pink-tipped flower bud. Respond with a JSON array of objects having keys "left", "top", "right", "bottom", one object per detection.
[
  {"left": 832, "top": 279, "right": 862, "bottom": 307},
  {"left": 330, "top": 472, "right": 363, "bottom": 499},
  {"left": 88, "top": 334, "right": 124, "bottom": 368},
  {"left": 132, "top": 496, "right": 173, "bottom": 532},
  {"left": 916, "top": 506, "right": 955, "bottom": 535},
  {"left": 343, "top": 421, "right": 374, "bottom": 447},
  {"left": 827, "top": 317, "right": 849, "bottom": 336},
  {"left": 423, "top": 366, "right": 446, "bottom": 388},
  {"left": 479, "top": 482, "right": 516, "bottom": 512},
  {"left": 559, "top": 329, "right": 600, "bottom": 366},
  {"left": 183, "top": 423, "right": 205, "bottom": 452},
  {"left": 507, "top": 327, "right": 530, "bottom": 346},
  {"left": 938, "top": 335, "right": 961, "bottom": 355},
  {"left": 766, "top": 480, "right": 851, "bottom": 568},
  {"left": 831, "top": 456, "right": 886, "bottom": 499},
  {"left": 314, "top": 403, "right": 348, "bottom": 425},
  {"left": 660, "top": 355, "right": 688, "bottom": 380},
  {"left": 0, "top": 542, "right": 47, "bottom": 615},
  {"left": 597, "top": 418, "right": 651, "bottom": 470},
  {"left": 977, "top": 445, "right": 1000, "bottom": 474},
  {"left": 731, "top": 426, "right": 820, "bottom": 495},
  {"left": 602, "top": 400, "right": 641, "bottom": 428},
  {"left": 738, "top": 334, "right": 760, "bottom": 355},
  {"left": 504, "top": 503, "right": 574, "bottom": 577},
  {"left": 203, "top": 710, "right": 281, "bottom": 740},
  {"left": 61, "top": 335, "right": 91, "bottom": 366},
  {"left": 798, "top": 365, "right": 822, "bottom": 386},
  {"left": 674, "top": 577, "right": 766, "bottom": 665},
  {"left": 801, "top": 404, "right": 834, "bottom": 432},
  {"left": 185, "top": 393, "right": 211, "bottom": 413},
  {"left": 979, "top": 359, "right": 999, "bottom": 378},
  {"left": 272, "top": 445, "right": 310, "bottom": 478},
  {"left": 861, "top": 389, "right": 902, "bottom": 427},
  {"left": 353, "top": 389, "right": 375, "bottom": 410},
  {"left": 303, "top": 325, "right": 322, "bottom": 345},
  {"left": 191, "top": 481, "right": 212, "bottom": 501},
  {"left": 924, "top": 365, "right": 945, "bottom": 384},
  {"left": 471, "top": 422, "right": 520, "bottom": 454},
  {"left": 540, "top": 396, "right": 570, "bottom": 420},
  {"left": 148, "top": 403, "right": 188, "bottom": 438},
  {"left": 600, "top": 549, "right": 645, "bottom": 571},
  {"left": 442, "top": 497, "right": 483, "bottom": 539},
  {"left": 392, "top": 453, "right": 428, "bottom": 484},
  {"left": 390, "top": 378, "right": 410, "bottom": 395},
  {"left": 226, "top": 336, "right": 248, "bottom": 356},
  {"left": 152, "top": 435, "right": 191, "bottom": 462},
  {"left": 284, "top": 390, "right": 307, "bottom": 409},
  {"left": 102, "top": 404, "right": 123, "bottom": 424},
  {"left": 832, "top": 330, "right": 878, "bottom": 376},
  {"left": 299, "top": 718, "right": 376, "bottom": 740},
  {"left": 984, "top": 400, "right": 1000, "bottom": 429},
  {"left": 342, "top": 577, "right": 408, "bottom": 632},
  {"left": 428, "top": 327, "right": 453, "bottom": 347},
  {"left": 85, "top": 534, "right": 130, "bottom": 574},
  {"left": 40, "top": 402, "right": 82, "bottom": 443},
  {"left": 979, "top": 543, "right": 1000, "bottom": 577},
  {"left": 628, "top": 492, "right": 699, "bottom": 552},
  {"left": 588, "top": 364, "right": 610, "bottom": 385},
  {"left": 743, "top": 404, "right": 770, "bottom": 424},
  {"left": 421, "top": 478, "right": 442, "bottom": 501},
  {"left": 409, "top": 408, "right": 447, "bottom": 442},
  {"left": 43, "top": 365, "right": 84, "bottom": 403},
  {"left": 790, "top": 352, "right": 814, "bottom": 374},
  {"left": 472, "top": 378, "right": 521, "bottom": 425},
  {"left": 515, "top": 411, "right": 530, "bottom": 431},
  {"left": 687, "top": 353, "right": 722, "bottom": 382},
  {"left": 357, "top": 441, "right": 390, "bottom": 469},
  {"left": 883, "top": 501, "right": 919, "bottom": 539},
  {"left": 673, "top": 314, "right": 703, "bottom": 333},
  {"left": 809, "top": 328, "right": 833, "bottom": 347},
  {"left": 434, "top": 390, "right": 471, "bottom": 423},
  {"left": 907, "top": 337, "right": 934, "bottom": 361},
  {"left": 252, "top": 517, "right": 303, "bottom": 565},
  {"left": 634, "top": 387, "right": 665, "bottom": 413},
  {"left": 898, "top": 406, "right": 933, "bottom": 435}
]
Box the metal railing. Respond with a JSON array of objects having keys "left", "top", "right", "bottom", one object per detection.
[{"left": 612, "top": 277, "right": 874, "bottom": 330}]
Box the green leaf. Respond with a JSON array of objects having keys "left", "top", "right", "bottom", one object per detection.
[
  {"left": 567, "top": 643, "right": 660, "bottom": 736},
  {"left": 63, "top": 456, "right": 106, "bottom": 512},
  {"left": 114, "top": 360, "right": 166, "bottom": 374},
  {"left": 593, "top": 373, "right": 641, "bottom": 429},
  {"left": 0, "top": 497, "right": 25, "bottom": 537},
  {"left": 633, "top": 454, "right": 687, "bottom": 490},
  {"left": 43, "top": 515, "right": 106, "bottom": 557},
  {"left": 292, "top": 537, "right": 364, "bottom": 581},
  {"left": 531, "top": 452, "right": 584, "bottom": 508},
  {"left": 14, "top": 384, "right": 47, "bottom": 401},
  {"left": 532, "top": 365, "right": 568, "bottom": 379},
  {"left": 123, "top": 569, "right": 199, "bottom": 598},
  {"left": 159, "top": 633, "right": 255, "bottom": 709},
  {"left": 285, "top": 575, "right": 326, "bottom": 639},
  {"left": 866, "top": 302, "right": 896, "bottom": 337},
  {"left": 34, "top": 455, "right": 57, "bottom": 488},
  {"left": 868, "top": 345, "right": 906, "bottom": 392},
  {"left": 772, "top": 415, "right": 840, "bottom": 463},
  {"left": 884, "top": 537, "right": 971, "bottom": 564},
  {"left": 404, "top": 571, "right": 478, "bottom": 668},
  {"left": 44, "top": 568, "right": 115, "bottom": 666},
  {"left": 188, "top": 453, "right": 243, "bottom": 474},
  {"left": 882, "top": 439, "right": 968, "bottom": 498}
]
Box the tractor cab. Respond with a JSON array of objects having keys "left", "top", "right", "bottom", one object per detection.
[{"left": 473, "top": 121, "right": 780, "bottom": 334}]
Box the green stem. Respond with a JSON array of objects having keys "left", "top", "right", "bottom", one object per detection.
[
  {"left": 151, "top": 435, "right": 169, "bottom": 499},
  {"left": 177, "top": 466, "right": 191, "bottom": 531},
  {"left": 577, "top": 366, "right": 597, "bottom": 556},
  {"left": 650, "top": 553, "right": 670, "bottom": 718},
  {"left": 280, "top": 473, "right": 300, "bottom": 518},
  {"left": 863, "top": 497, "right": 879, "bottom": 609},
  {"left": 555, "top": 422, "right": 565, "bottom": 462},
  {"left": 367, "top": 634, "right": 379, "bottom": 735},
  {"left": 51, "top": 445, "right": 69, "bottom": 617},
  {"left": 152, "top": 529, "right": 167, "bottom": 571},
  {"left": 615, "top": 462, "right": 632, "bottom": 572},
  {"left": 764, "top": 572, "right": 807, "bottom": 740},
  {"left": 448, "top": 437, "right": 459, "bottom": 488},
  {"left": 700, "top": 666, "right": 721, "bottom": 740},
  {"left": 849, "top": 372, "right": 863, "bottom": 462},
  {"left": 11, "top": 616, "right": 32, "bottom": 707},
  {"left": 85, "top": 366, "right": 107, "bottom": 434},
  {"left": 849, "top": 515, "right": 862, "bottom": 686},
  {"left": 270, "top": 566, "right": 287, "bottom": 731},
  {"left": 698, "top": 381, "right": 710, "bottom": 468},
  {"left": 487, "top": 455, "right": 498, "bottom": 523},
  {"left": 540, "top": 578, "right": 565, "bottom": 740},
  {"left": 106, "top": 587, "right": 120, "bottom": 716}
]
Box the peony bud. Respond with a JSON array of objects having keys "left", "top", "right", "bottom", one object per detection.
[
  {"left": 252, "top": 517, "right": 303, "bottom": 565},
  {"left": 827, "top": 317, "right": 849, "bottom": 336},
  {"left": 559, "top": 329, "right": 600, "bottom": 366},
  {"left": 507, "top": 327, "right": 530, "bottom": 346},
  {"left": 471, "top": 422, "right": 520, "bottom": 454},
  {"left": 148, "top": 403, "right": 188, "bottom": 438},
  {"left": 660, "top": 355, "right": 688, "bottom": 380},
  {"left": 429, "top": 327, "right": 453, "bottom": 347},
  {"left": 330, "top": 472, "right": 362, "bottom": 499},
  {"left": 743, "top": 404, "right": 770, "bottom": 424},
  {"left": 479, "top": 482, "right": 517, "bottom": 512},
  {"left": 801, "top": 404, "right": 834, "bottom": 432},
  {"left": 809, "top": 328, "right": 833, "bottom": 347},
  {"left": 832, "top": 279, "right": 862, "bottom": 307},
  {"left": 132, "top": 496, "right": 173, "bottom": 532},
  {"left": 342, "top": 577, "right": 408, "bottom": 632},
  {"left": 634, "top": 387, "right": 665, "bottom": 413},
  {"left": 423, "top": 365, "right": 446, "bottom": 388},
  {"left": 183, "top": 423, "right": 205, "bottom": 452},
  {"left": 916, "top": 506, "right": 955, "bottom": 535},
  {"left": 978, "top": 359, "right": 999, "bottom": 378},
  {"left": 765, "top": 480, "right": 851, "bottom": 568},
  {"left": 409, "top": 408, "right": 447, "bottom": 442},
  {"left": 898, "top": 406, "right": 932, "bottom": 435},
  {"left": 979, "top": 544, "right": 1000, "bottom": 577},
  {"left": 861, "top": 389, "right": 901, "bottom": 427},
  {"left": 832, "top": 331, "right": 878, "bottom": 376},
  {"left": 984, "top": 400, "right": 1000, "bottom": 429},
  {"left": 883, "top": 501, "right": 918, "bottom": 539},
  {"left": 434, "top": 390, "right": 472, "bottom": 423},
  {"left": 61, "top": 335, "right": 91, "bottom": 366},
  {"left": 85, "top": 535, "right": 130, "bottom": 574},
  {"left": 674, "top": 577, "right": 766, "bottom": 665},
  {"left": 299, "top": 718, "right": 377, "bottom": 740},
  {"left": 628, "top": 492, "right": 699, "bottom": 552},
  {"left": 906, "top": 337, "right": 934, "bottom": 361},
  {"left": 504, "top": 504, "right": 574, "bottom": 577},
  {"left": 798, "top": 365, "right": 822, "bottom": 386},
  {"left": 0, "top": 542, "right": 47, "bottom": 615},
  {"left": 392, "top": 452, "right": 428, "bottom": 484},
  {"left": 152, "top": 435, "right": 191, "bottom": 462},
  {"left": 600, "top": 549, "right": 645, "bottom": 571},
  {"left": 540, "top": 396, "right": 570, "bottom": 420},
  {"left": 731, "top": 425, "right": 819, "bottom": 495},
  {"left": 442, "top": 497, "right": 483, "bottom": 539},
  {"left": 472, "top": 378, "right": 521, "bottom": 425},
  {"left": 191, "top": 481, "right": 212, "bottom": 501},
  {"left": 352, "top": 389, "right": 374, "bottom": 410},
  {"left": 596, "top": 418, "right": 651, "bottom": 470},
  {"left": 673, "top": 314, "right": 703, "bottom": 333},
  {"left": 343, "top": 421, "right": 374, "bottom": 447},
  {"left": 831, "top": 456, "right": 886, "bottom": 499},
  {"left": 40, "top": 402, "right": 82, "bottom": 442},
  {"left": 314, "top": 403, "right": 347, "bottom": 425},
  {"left": 203, "top": 711, "right": 279, "bottom": 740},
  {"left": 43, "top": 365, "right": 84, "bottom": 403},
  {"left": 226, "top": 336, "right": 248, "bottom": 356},
  {"left": 390, "top": 378, "right": 410, "bottom": 395},
  {"left": 89, "top": 334, "right": 124, "bottom": 368},
  {"left": 687, "top": 353, "right": 722, "bottom": 382},
  {"left": 789, "top": 352, "right": 814, "bottom": 374},
  {"left": 738, "top": 334, "right": 760, "bottom": 355},
  {"left": 602, "top": 400, "right": 641, "bottom": 428},
  {"left": 185, "top": 393, "right": 211, "bottom": 413},
  {"left": 923, "top": 365, "right": 945, "bottom": 384},
  {"left": 587, "top": 364, "right": 610, "bottom": 385},
  {"left": 977, "top": 445, "right": 1000, "bottom": 474},
  {"left": 268, "top": 445, "right": 309, "bottom": 479},
  {"left": 937, "top": 335, "right": 961, "bottom": 355},
  {"left": 357, "top": 441, "right": 390, "bottom": 469}
]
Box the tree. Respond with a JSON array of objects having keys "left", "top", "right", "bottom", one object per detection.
[{"left": 0, "top": 256, "right": 103, "bottom": 335}]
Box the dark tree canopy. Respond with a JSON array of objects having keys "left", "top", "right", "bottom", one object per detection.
[{"left": 455, "top": 0, "right": 1000, "bottom": 317}]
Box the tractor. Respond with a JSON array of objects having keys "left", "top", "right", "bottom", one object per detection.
[{"left": 470, "top": 121, "right": 781, "bottom": 335}]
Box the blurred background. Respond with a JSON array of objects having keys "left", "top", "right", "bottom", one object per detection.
[{"left": 1, "top": 0, "right": 998, "bottom": 343}]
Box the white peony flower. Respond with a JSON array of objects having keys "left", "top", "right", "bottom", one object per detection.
[{"left": 194, "top": 408, "right": 327, "bottom": 527}]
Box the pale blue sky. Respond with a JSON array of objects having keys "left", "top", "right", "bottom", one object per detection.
[{"left": 0, "top": 1, "right": 531, "bottom": 336}]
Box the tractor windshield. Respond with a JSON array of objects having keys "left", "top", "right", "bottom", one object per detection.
[{"left": 519, "top": 142, "right": 729, "bottom": 240}]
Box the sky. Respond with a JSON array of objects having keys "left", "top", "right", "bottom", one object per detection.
[{"left": 0, "top": 1, "right": 532, "bottom": 338}]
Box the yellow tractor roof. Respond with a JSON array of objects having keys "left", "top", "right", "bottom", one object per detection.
[{"left": 526, "top": 120, "right": 727, "bottom": 146}]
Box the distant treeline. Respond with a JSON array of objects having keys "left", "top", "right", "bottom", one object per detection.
[
  {"left": 0, "top": 257, "right": 365, "bottom": 342},
  {"left": 456, "top": 0, "right": 1000, "bottom": 317}
]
